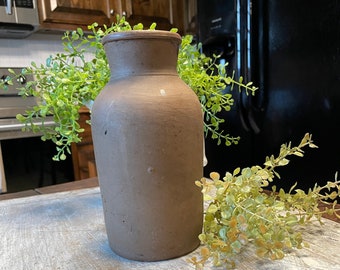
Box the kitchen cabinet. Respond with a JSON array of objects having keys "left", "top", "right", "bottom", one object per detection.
[
  {"left": 110, "top": 0, "right": 188, "bottom": 35},
  {"left": 71, "top": 107, "right": 97, "bottom": 180},
  {"left": 37, "top": 0, "right": 111, "bottom": 31},
  {"left": 112, "top": 0, "right": 198, "bottom": 35},
  {"left": 0, "top": 143, "right": 6, "bottom": 193},
  {"left": 38, "top": 0, "right": 196, "bottom": 35}
]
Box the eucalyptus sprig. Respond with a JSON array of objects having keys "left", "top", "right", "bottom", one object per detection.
[
  {"left": 191, "top": 133, "right": 340, "bottom": 269},
  {"left": 0, "top": 16, "right": 257, "bottom": 160}
]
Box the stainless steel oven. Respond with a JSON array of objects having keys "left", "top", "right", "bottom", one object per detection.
[
  {"left": 0, "top": 0, "right": 39, "bottom": 38},
  {"left": 0, "top": 67, "right": 73, "bottom": 193},
  {"left": 0, "top": 67, "right": 55, "bottom": 139}
]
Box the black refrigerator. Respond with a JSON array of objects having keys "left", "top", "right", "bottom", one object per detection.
[{"left": 198, "top": 0, "right": 340, "bottom": 191}]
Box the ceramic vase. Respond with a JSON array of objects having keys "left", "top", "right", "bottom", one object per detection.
[{"left": 91, "top": 30, "right": 203, "bottom": 261}]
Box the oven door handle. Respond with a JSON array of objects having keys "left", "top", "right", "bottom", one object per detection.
[
  {"left": 0, "top": 120, "right": 55, "bottom": 131},
  {"left": 5, "top": 0, "right": 12, "bottom": 15}
]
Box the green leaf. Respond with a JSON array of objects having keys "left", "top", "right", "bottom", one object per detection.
[
  {"left": 149, "top": 22, "right": 157, "bottom": 30},
  {"left": 278, "top": 158, "right": 290, "bottom": 166},
  {"left": 207, "top": 204, "right": 218, "bottom": 214}
]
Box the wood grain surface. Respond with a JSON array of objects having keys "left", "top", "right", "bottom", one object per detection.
[{"left": 0, "top": 187, "right": 339, "bottom": 269}]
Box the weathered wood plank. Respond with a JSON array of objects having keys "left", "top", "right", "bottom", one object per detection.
[{"left": 0, "top": 187, "right": 339, "bottom": 269}]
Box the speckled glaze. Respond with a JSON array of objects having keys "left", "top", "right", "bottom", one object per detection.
[{"left": 91, "top": 30, "right": 203, "bottom": 261}]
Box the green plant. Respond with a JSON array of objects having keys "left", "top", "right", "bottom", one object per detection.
[
  {"left": 2, "top": 17, "right": 339, "bottom": 270},
  {"left": 0, "top": 16, "right": 257, "bottom": 161},
  {"left": 190, "top": 133, "right": 340, "bottom": 269}
]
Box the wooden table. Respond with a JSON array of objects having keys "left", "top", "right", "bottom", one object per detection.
[{"left": 0, "top": 178, "right": 339, "bottom": 269}]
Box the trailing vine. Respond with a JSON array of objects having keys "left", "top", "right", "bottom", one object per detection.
[{"left": 0, "top": 16, "right": 256, "bottom": 160}]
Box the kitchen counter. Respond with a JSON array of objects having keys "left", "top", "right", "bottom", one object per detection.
[
  {"left": 0, "top": 177, "right": 340, "bottom": 269},
  {"left": 1, "top": 176, "right": 339, "bottom": 223},
  {"left": 0, "top": 177, "right": 99, "bottom": 200}
]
